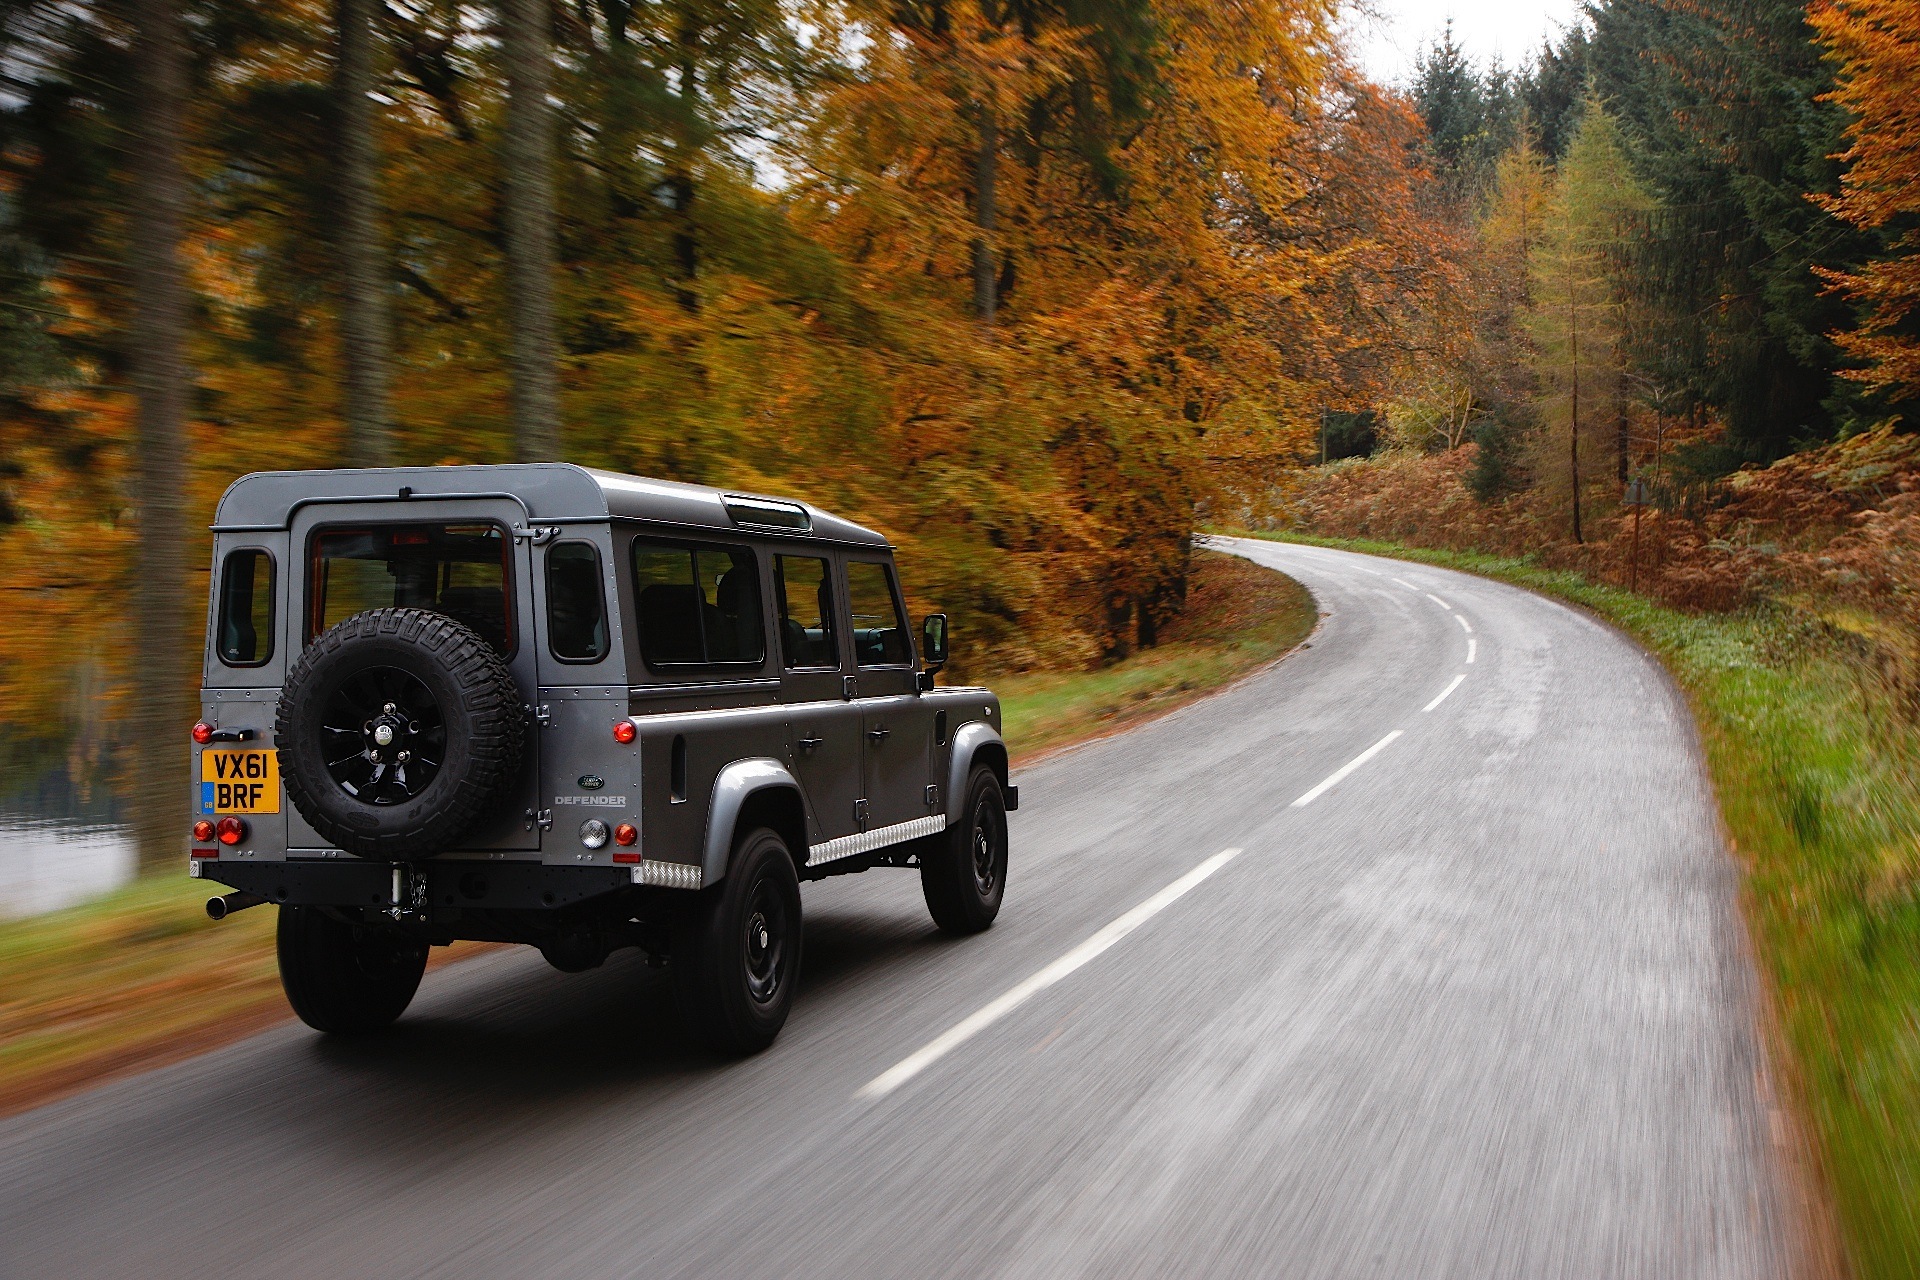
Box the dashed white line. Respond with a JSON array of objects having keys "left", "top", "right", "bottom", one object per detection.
[
  {"left": 1455, "top": 614, "right": 1473, "bottom": 634},
  {"left": 1390, "top": 577, "right": 1417, "bottom": 590},
  {"left": 1423, "top": 674, "right": 1466, "bottom": 712},
  {"left": 1424, "top": 592, "right": 1452, "bottom": 610},
  {"left": 1291, "top": 731, "right": 1404, "bottom": 809},
  {"left": 1467, "top": 638, "right": 1477, "bottom": 664},
  {"left": 856, "top": 847, "right": 1246, "bottom": 1100}
]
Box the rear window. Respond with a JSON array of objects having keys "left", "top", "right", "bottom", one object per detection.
[
  {"left": 630, "top": 538, "right": 766, "bottom": 670},
  {"left": 309, "top": 523, "right": 512, "bottom": 654},
  {"left": 216, "top": 548, "right": 274, "bottom": 667}
]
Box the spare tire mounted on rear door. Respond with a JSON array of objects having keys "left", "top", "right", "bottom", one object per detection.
[{"left": 276, "top": 607, "right": 526, "bottom": 860}]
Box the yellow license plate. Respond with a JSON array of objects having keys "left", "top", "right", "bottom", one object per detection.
[{"left": 200, "top": 749, "right": 280, "bottom": 814}]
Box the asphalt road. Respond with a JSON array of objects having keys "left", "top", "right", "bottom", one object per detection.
[{"left": 0, "top": 538, "right": 1801, "bottom": 1278}]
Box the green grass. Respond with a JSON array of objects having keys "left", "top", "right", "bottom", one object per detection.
[
  {"left": 997, "top": 547, "right": 1318, "bottom": 760},
  {"left": 0, "top": 547, "right": 1316, "bottom": 1118},
  {"left": 1243, "top": 529, "right": 1920, "bottom": 1279}
]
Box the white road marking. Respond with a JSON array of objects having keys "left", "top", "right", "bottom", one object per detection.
[
  {"left": 1467, "top": 638, "right": 1477, "bottom": 664},
  {"left": 1390, "top": 577, "right": 1416, "bottom": 590},
  {"left": 1423, "top": 674, "right": 1466, "bottom": 712},
  {"left": 1356, "top": 566, "right": 1383, "bottom": 576},
  {"left": 1291, "top": 731, "right": 1404, "bottom": 809},
  {"left": 1456, "top": 614, "right": 1473, "bottom": 634},
  {"left": 856, "top": 848, "right": 1246, "bottom": 1100},
  {"left": 1424, "top": 592, "right": 1452, "bottom": 610}
]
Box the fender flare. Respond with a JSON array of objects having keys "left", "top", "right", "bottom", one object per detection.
[
  {"left": 945, "top": 721, "right": 1014, "bottom": 826},
  {"left": 700, "top": 757, "right": 807, "bottom": 886}
]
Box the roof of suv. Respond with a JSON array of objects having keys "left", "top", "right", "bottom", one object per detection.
[{"left": 212, "top": 464, "right": 890, "bottom": 547}]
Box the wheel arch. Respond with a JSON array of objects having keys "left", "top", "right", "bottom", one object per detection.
[
  {"left": 945, "top": 721, "right": 1009, "bottom": 825},
  {"left": 702, "top": 758, "right": 809, "bottom": 885}
]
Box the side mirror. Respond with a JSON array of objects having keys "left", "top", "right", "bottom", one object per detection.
[{"left": 921, "top": 612, "right": 949, "bottom": 672}]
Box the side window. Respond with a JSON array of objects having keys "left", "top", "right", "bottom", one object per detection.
[
  {"left": 847, "top": 560, "right": 911, "bottom": 667},
  {"left": 545, "top": 541, "right": 608, "bottom": 662},
  {"left": 774, "top": 555, "right": 839, "bottom": 669},
  {"left": 630, "top": 538, "right": 766, "bottom": 670},
  {"left": 217, "top": 548, "right": 274, "bottom": 667}
]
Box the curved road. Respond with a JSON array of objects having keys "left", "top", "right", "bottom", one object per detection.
[{"left": 0, "top": 539, "right": 1800, "bottom": 1278}]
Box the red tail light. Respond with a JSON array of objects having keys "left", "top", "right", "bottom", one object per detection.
[
  {"left": 614, "top": 823, "right": 637, "bottom": 846},
  {"left": 613, "top": 719, "right": 637, "bottom": 744},
  {"left": 191, "top": 721, "right": 214, "bottom": 745},
  {"left": 216, "top": 817, "right": 248, "bottom": 846},
  {"left": 192, "top": 819, "right": 215, "bottom": 843}
]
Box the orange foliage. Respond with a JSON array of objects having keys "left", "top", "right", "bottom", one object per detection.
[{"left": 1812, "top": 0, "right": 1920, "bottom": 402}]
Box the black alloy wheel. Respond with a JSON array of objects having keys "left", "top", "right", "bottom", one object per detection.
[
  {"left": 673, "top": 827, "right": 802, "bottom": 1055},
  {"left": 921, "top": 765, "right": 1008, "bottom": 936}
]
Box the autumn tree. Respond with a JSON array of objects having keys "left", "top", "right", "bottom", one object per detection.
[
  {"left": 1525, "top": 104, "right": 1651, "bottom": 542},
  {"left": 1811, "top": 0, "right": 1920, "bottom": 408}
]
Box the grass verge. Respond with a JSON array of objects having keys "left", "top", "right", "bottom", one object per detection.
[
  {"left": 0, "top": 548, "right": 1314, "bottom": 1121},
  {"left": 1241, "top": 529, "right": 1920, "bottom": 1280}
]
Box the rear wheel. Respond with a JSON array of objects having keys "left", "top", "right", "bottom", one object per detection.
[
  {"left": 921, "top": 766, "right": 1008, "bottom": 935},
  {"left": 277, "top": 906, "right": 428, "bottom": 1034},
  {"left": 672, "top": 828, "right": 802, "bottom": 1055}
]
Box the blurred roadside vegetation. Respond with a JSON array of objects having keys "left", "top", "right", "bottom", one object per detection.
[
  {"left": 1246, "top": 530, "right": 1920, "bottom": 1280},
  {"left": 0, "top": 548, "right": 1311, "bottom": 1119}
]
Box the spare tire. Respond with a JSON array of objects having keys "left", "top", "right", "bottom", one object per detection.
[{"left": 276, "top": 608, "right": 526, "bottom": 860}]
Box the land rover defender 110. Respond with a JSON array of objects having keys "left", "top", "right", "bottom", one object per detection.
[{"left": 190, "top": 465, "right": 1015, "bottom": 1053}]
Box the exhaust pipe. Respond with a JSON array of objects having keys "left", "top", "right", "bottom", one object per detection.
[{"left": 206, "top": 891, "right": 266, "bottom": 921}]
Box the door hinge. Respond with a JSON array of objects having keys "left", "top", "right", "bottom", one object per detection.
[
  {"left": 533, "top": 703, "right": 553, "bottom": 728},
  {"left": 854, "top": 798, "right": 870, "bottom": 830},
  {"left": 925, "top": 784, "right": 941, "bottom": 808},
  {"left": 525, "top": 807, "right": 553, "bottom": 832},
  {"left": 843, "top": 674, "right": 859, "bottom": 700}
]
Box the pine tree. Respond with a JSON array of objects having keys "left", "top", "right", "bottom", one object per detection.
[{"left": 1526, "top": 104, "right": 1652, "bottom": 540}]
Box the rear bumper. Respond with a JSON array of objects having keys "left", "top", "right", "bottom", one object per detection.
[{"left": 195, "top": 858, "right": 634, "bottom": 912}]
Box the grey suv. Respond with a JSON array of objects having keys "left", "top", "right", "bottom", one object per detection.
[{"left": 190, "top": 465, "right": 1016, "bottom": 1053}]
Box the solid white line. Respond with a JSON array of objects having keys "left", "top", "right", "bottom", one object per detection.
[
  {"left": 1456, "top": 613, "right": 1473, "bottom": 634},
  {"left": 1424, "top": 592, "right": 1452, "bottom": 610},
  {"left": 1291, "top": 731, "right": 1403, "bottom": 808},
  {"left": 856, "top": 848, "right": 1246, "bottom": 1100},
  {"left": 1467, "top": 638, "right": 1477, "bottom": 664},
  {"left": 1390, "top": 577, "right": 1417, "bottom": 590},
  {"left": 1423, "top": 674, "right": 1466, "bottom": 712}
]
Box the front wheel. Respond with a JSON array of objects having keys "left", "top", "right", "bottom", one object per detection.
[
  {"left": 277, "top": 906, "right": 428, "bottom": 1034},
  {"left": 921, "top": 766, "right": 1008, "bottom": 935},
  {"left": 672, "top": 828, "right": 802, "bottom": 1055}
]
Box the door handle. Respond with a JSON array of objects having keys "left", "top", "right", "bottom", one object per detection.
[
  {"left": 798, "top": 735, "right": 824, "bottom": 752},
  {"left": 866, "top": 726, "right": 890, "bottom": 744}
]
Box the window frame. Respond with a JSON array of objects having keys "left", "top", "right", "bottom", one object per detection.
[
  {"left": 627, "top": 534, "right": 770, "bottom": 676},
  {"left": 543, "top": 539, "right": 610, "bottom": 665},
  {"left": 303, "top": 519, "right": 517, "bottom": 657},
  {"left": 214, "top": 546, "right": 276, "bottom": 669},
  {"left": 772, "top": 551, "right": 843, "bottom": 672},
  {"left": 845, "top": 556, "right": 916, "bottom": 670}
]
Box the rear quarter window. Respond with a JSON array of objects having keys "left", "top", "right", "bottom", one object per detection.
[
  {"left": 216, "top": 548, "right": 275, "bottom": 667},
  {"left": 630, "top": 538, "right": 766, "bottom": 671}
]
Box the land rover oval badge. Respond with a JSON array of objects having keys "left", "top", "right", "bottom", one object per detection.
[{"left": 578, "top": 775, "right": 605, "bottom": 791}]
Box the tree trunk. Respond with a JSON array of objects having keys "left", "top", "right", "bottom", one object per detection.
[
  {"left": 129, "top": 0, "right": 191, "bottom": 875},
  {"left": 970, "top": 105, "right": 997, "bottom": 324},
  {"left": 501, "top": 0, "right": 560, "bottom": 461},
  {"left": 336, "top": 0, "right": 393, "bottom": 466},
  {"left": 1568, "top": 259, "right": 1583, "bottom": 545},
  {"left": 668, "top": 37, "right": 698, "bottom": 314},
  {"left": 1615, "top": 386, "right": 1629, "bottom": 485}
]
